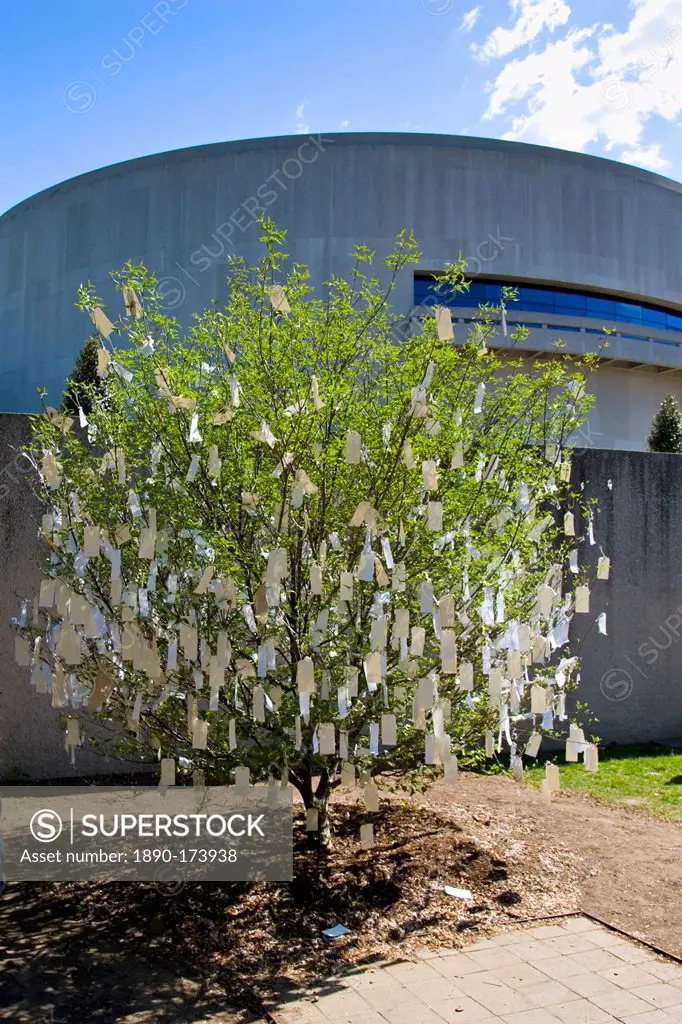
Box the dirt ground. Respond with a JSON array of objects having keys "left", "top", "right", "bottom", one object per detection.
[
  {"left": 416, "top": 773, "right": 682, "bottom": 958},
  {"left": 1, "top": 774, "right": 680, "bottom": 1023}
]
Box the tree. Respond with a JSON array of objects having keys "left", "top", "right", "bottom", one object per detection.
[
  {"left": 16, "top": 221, "right": 601, "bottom": 846},
  {"left": 648, "top": 393, "right": 682, "bottom": 453},
  {"left": 61, "top": 333, "right": 105, "bottom": 416}
]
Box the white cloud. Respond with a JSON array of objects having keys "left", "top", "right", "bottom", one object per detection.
[
  {"left": 478, "top": 0, "right": 682, "bottom": 169},
  {"left": 597, "top": 0, "right": 682, "bottom": 74},
  {"left": 341, "top": 119, "right": 351, "bottom": 128},
  {"left": 295, "top": 101, "right": 311, "bottom": 135},
  {"left": 473, "top": 0, "right": 571, "bottom": 62},
  {"left": 461, "top": 6, "right": 481, "bottom": 32},
  {"left": 621, "top": 143, "right": 669, "bottom": 169}
]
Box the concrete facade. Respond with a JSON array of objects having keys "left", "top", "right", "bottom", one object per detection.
[
  {"left": 0, "top": 415, "right": 140, "bottom": 779},
  {"left": 0, "top": 413, "right": 680, "bottom": 779},
  {"left": 569, "top": 446, "right": 682, "bottom": 745},
  {"left": 2, "top": 133, "right": 682, "bottom": 447}
]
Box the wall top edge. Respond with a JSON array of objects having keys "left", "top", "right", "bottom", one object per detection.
[{"left": 3, "top": 131, "right": 682, "bottom": 222}]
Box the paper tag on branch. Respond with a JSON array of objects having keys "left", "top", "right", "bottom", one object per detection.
[
  {"left": 96, "top": 347, "right": 112, "bottom": 378},
  {"left": 427, "top": 501, "right": 443, "bottom": 532},
  {"left": 311, "top": 375, "right": 324, "bottom": 410},
  {"left": 297, "top": 657, "right": 315, "bottom": 693},
  {"left": 89, "top": 670, "right": 115, "bottom": 712},
  {"left": 360, "top": 823, "right": 374, "bottom": 850},
  {"left": 345, "top": 430, "right": 362, "bottom": 465},
  {"left": 123, "top": 287, "right": 143, "bottom": 319},
  {"left": 597, "top": 556, "right": 610, "bottom": 580},
  {"left": 251, "top": 421, "right": 278, "bottom": 448},
  {"left": 268, "top": 285, "right": 291, "bottom": 314},
  {"left": 90, "top": 307, "right": 114, "bottom": 338},
  {"left": 212, "top": 409, "right": 236, "bottom": 425},
  {"left": 435, "top": 306, "right": 454, "bottom": 341}
]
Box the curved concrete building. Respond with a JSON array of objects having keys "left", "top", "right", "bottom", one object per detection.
[{"left": 2, "top": 132, "right": 682, "bottom": 448}]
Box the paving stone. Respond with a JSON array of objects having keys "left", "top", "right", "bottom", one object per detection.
[
  {"left": 591, "top": 986, "right": 659, "bottom": 1018},
  {"left": 531, "top": 954, "right": 591, "bottom": 981},
  {"left": 557, "top": 916, "right": 604, "bottom": 934},
  {"left": 271, "top": 916, "right": 682, "bottom": 1024},
  {"left": 646, "top": 962, "right": 682, "bottom": 984},
  {"left": 376, "top": 1003, "right": 451, "bottom": 1024},
  {"left": 620, "top": 1011, "right": 682, "bottom": 1024},
  {"left": 488, "top": 962, "right": 549, "bottom": 989},
  {"left": 488, "top": 931, "right": 530, "bottom": 947},
  {"left": 598, "top": 964, "right": 659, "bottom": 989},
  {"left": 323, "top": 1014, "right": 388, "bottom": 1024},
  {"left": 427, "top": 994, "right": 493, "bottom": 1022},
  {"left": 522, "top": 925, "right": 568, "bottom": 940},
  {"left": 580, "top": 927, "right": 631, "bottom": 949},
  {"left": 519, "top": 979, "right": 580, "bottom": 1008},
  {"left": 500, "top": 1009, "right": 565, "bottom": 1024},
  {"left": 336, "top": 968, "right": 396, "bottom": 991},
  {"left": 544, "top": 997, "right": 617, "bottom": 1022},
  {"left": 455, "top": 977, "right": 534, "bottom": 1016},
  {"left": 383, "top": 960, "right": 442, "bottom": 985},
  {"left": 562, "top": 973, "right": 627, "bottom": 999},
  {"left": 633, "top": 984, "right": 682, "bottom": 1009},
  {"left": 608, "top": 942, "right": 660, "bottom": 965},
  {"left": 273, "top": 1002, "right": 329, "bottom": 1024},
  {"left": 541, "top": 933, "right": 603, "bottom": 956},
  {"left": 312, "top": 989, "right": 373, "bottom": 1019},
  {"left": 568, "top": 948, "right": 633, "bottom": 973},
  {"left": 408, "top": 976, "right": 471, "bottom": 1005},
  {"left": 465, "top": 947, "right": 523, "bottom": 971},
  {"left": 503, "top": 938, "right": 559, "bottom": 963},
  {"left": 430, "top": 953, "right": 487, "bottom": 979},
  {"left": 360, "top": 981, "right": 422, "bottom": 1012}
]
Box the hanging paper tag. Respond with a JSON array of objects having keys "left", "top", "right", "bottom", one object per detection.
[
  {"left": 360, "top": 823, "right": 374, "bottom": 850},
  {"left": 597, "top": 556, "right": 610, "bottom": 580},
  {"left": 269, "top": 285, "right": 291, "bottom": 314},
  {"left": 345, "top": 430, "right": 362, "bottom": 465},
  {"left": 435, "top": 306, "right": 454, "bottom": 341},
  {"left": 160, "top": 758, "right": 175, "bottom": 787}
]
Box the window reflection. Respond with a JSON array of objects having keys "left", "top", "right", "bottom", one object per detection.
[{"left": 414, "top": 278, "right": 682, "bottom": 333}]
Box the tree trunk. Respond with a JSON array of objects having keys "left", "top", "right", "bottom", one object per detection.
[
  {"left": 310, "top": 792, "right": 331, "bottom": 847},
  {"left": 290, "top": 765, "right": 333, "bottom": 849}
]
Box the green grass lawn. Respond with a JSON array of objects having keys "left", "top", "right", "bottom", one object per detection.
[{"left": 524, "top": 744, "right": 682, "bottom": 820}]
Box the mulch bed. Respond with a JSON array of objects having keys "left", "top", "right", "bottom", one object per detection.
[
  {"left": 4, "top": 770, "right": 681, "bottom": 1022},
  {"left": 1, "top": 790, "right": 581, "bottom": 1022}
]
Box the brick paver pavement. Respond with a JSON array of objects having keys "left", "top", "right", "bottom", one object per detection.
[{"left": 267, "top": 916, "right": 682, "bottom": 1024}]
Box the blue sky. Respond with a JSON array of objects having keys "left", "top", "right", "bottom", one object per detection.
[{"left": 2, "top": 0, "right": 681, "bottom": 214}]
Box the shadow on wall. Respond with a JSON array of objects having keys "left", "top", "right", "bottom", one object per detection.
[{"left": 0, "top": 414, "right": 144, "bottom": 781}]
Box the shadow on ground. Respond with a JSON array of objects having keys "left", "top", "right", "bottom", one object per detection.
[
  {"left": 0, "top": 803, "right": 518, "bottom": 1023},
  {"left": 0, "top": 883, "right": 261, "bottom": 1024}
]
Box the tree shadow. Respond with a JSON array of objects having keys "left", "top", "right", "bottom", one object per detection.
[
  {"left": 0, "top": 882, "right": 262, "bottom": 1023},
  {"left": 0, "top": 802, "right": 512, "bottom": 1022}
]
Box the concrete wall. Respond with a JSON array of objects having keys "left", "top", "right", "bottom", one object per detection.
[
  {"left": 569, "top": 448, "right": 682, "bottom": 745},
  {"left": 583, "top": 367, "right": 682, "bottom": 453},
  {"left": 0, "top": 415, "right": 140, "bottom": 779},
  {"left": 2, "top": 133, "right": 682, "bottom": 449},
  {"left": 441, "top": 313, "right": 682, "bottom": 452},
  {"left": 1, "top": 413, "right": 681, "bottom": 778}
]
